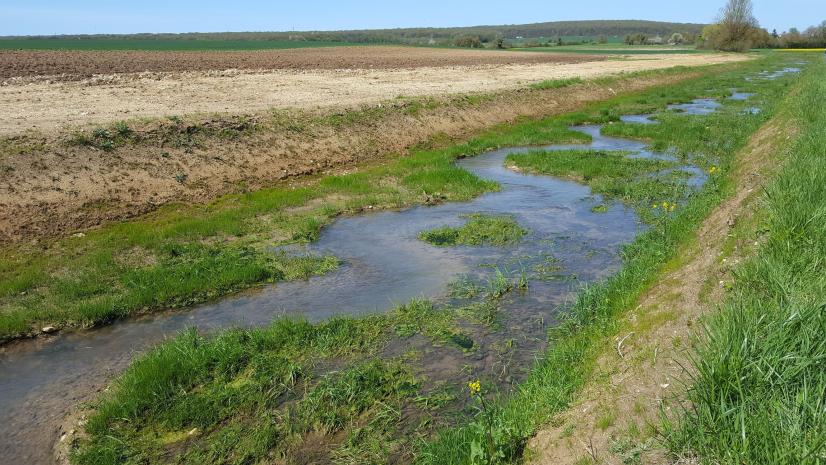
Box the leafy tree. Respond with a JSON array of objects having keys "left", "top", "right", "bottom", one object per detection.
[
  {"left": 494, "top": 34, "right": 505, "bottom": 49},
  {"left": 698, "top": 0, "right": 760, "bottom": 51},
  {"left": 624, "top": 33, "right": 648, "bottom": 45},
  {"left": 716, "top": 0, "right": 759, "bottom": 51},
  {"left": 669, "top": 32, "right": 685, "bottom": 44},
  {"left": 454, "top": 36, "right": 483, "bottom": 48}
]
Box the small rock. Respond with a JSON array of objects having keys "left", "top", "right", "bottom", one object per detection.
[
  {"left": 41, "top": 326, "right": 57, "bottom": 334},
  {"left": 660, "top": 383, "right": 670, "bottom": 389},
  {"left": 188, "top": 428, "right": 199, "bottom": 436},
  {"left": 72, "top": 232, "right": 85, "bottom": 238}
]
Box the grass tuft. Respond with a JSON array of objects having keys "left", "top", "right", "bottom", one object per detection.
[{"left": 418, "top": 214, "right": 527, "bottom": 247}]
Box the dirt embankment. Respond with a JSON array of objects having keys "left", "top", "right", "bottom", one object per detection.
[{"left": 526, "top": 118, "right": 790, "bottom": 465}]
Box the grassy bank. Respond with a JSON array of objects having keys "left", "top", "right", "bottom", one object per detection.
[
  {"left": 0, "top": 63, "right": 734, "bottom": 342},
  {"left": 66, "top": 54, "right": 809, "bottom": 464},
  {"left": 415, "top": 56, "right": 810, "bottom": 464},
  {"left": 663, "top": 59, "right": 826, "bottom": 464}
]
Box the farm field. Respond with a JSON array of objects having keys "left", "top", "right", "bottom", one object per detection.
[
  {"left": 0, "top": 47, "right": 745, "bottom": 135},
  {"left": 0, "top": 46, "right": 601, "bottom": 82},
  {"left": 0, "top": 38, "right": 357, "bottom": 51}
]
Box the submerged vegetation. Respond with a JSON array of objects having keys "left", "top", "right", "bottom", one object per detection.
[
  {"left": 418, "top": 214, "right": 527, "bottom": 247},
  {"left": 1, "top": 65, "right": 708, "bottom": 341},
  {"left": 68, "top": 54, "right": 818, "bottom": 465},
  {"left": 507, "top": 149, "right": 683, "bottom": 220},
  {"left": 70, "top": 293, "right": 515, "bottom": 465},
  {"left": 418, "top": 58, "right": 822, "bottom": 465}
]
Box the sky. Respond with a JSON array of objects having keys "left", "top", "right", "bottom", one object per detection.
[{"left": 0, "top": 1, "right": 821, "bottom": 37}]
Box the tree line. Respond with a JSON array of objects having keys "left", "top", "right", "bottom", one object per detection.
[{"left": 698, "top": 0, "right": 825, "bottom": 51}]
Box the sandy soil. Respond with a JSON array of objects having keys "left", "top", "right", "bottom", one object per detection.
[
  {"left": 526, "top": 118, "right": 789, "bottom": 465},
  {"left": 0, "top": 50, "right": 747, "bottom": 135}
]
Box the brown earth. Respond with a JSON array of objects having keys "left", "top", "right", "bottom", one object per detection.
[
  {"left": 0, "top": 50, "right": 748, "bottom": 135},
  {"left": 0, "top": 46, "right": 601, "bottom": 81},
  {"left": 0, "top": 68, "right": 734, "bottom": 245},
  {"left": 526, "top": 116, "right": 792, "bottom": 465}
]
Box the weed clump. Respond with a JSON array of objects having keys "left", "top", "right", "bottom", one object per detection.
[
  {"left": 419, "top": 214, "right": 527, "bottom": 247},
  {"left": 530, "top": 77, "right": 584, "bottom": 90}
]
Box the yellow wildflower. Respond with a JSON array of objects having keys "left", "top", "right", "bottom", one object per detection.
[
  {"left": 709, "top": 166, "right": 718, "bottom": 174},
  {"left": 662, "top": 202, "right": 669, "bottom": 209},
  {"left": 670, "top": 203, "right": 677, "bottom": 212},
  {"left": 468, "top": 380, "right": 481, "bottom": 395}
]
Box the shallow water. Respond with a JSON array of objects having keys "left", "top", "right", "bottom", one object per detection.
[
  {"left": 0, "top": 99, "right": 720, "bottom": 465},
  {"left": 746, "top": 66, "right": 802, "bottom": 81}
]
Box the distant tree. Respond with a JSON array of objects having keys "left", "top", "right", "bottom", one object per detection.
[
  {"left": 453, "top": 35, "right": 483, "bottom": 48},
  {"left": 716, "top": 0, "right": 759, "bottom": 51},
  {"left": 781, "top": 27, "right": 804, "bottom": 48},
  {"left": 771, "top": 29, "right": 779, "bottom": 39},
  {"left": 669, "top": 32, "right": 685, "bottom": 45},
  {"left": 494, "top": 34, "right": 505, "bottom": 49},
  {"left": 699, "top": 0, "right": 760, "bottom": 51},
  {"left": 803, "top": 21, "right": 826, "bottom": 46},
  {"left": 624, "top": 33, "right": 648, "bottom": 45},
  {"left": 598, "top": 34, "right": 608, "bottom": 44}
]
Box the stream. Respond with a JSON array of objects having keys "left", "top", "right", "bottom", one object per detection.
[{"left": 0, "top": 89, "right": 763, "bottom": 465}]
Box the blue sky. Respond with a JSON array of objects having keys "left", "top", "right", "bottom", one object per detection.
[{"left": 0, "top": 1, "right": 820, "bottom": 36}]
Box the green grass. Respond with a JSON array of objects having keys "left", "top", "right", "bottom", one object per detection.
[
  {"left": 67, "top": 55, "right": 813, "bottom": 465},
  {"left": 507, "top": 149, "right": 682, "bottom": 220},
  {"left": 529, "top": 77, "right": 584, "bottom": 90},
  {"left": 70, "top": 297, "right": 490, "bottom": 465},
  {"left": 415, "top": 55, "right": 810, "bottom": 465},
  {"left": 0, "top": 38, "right": 357, "bottom": 51},
  {"left": 418, "top": 214, "right": 527, "bottom": 247},
  {"left": 662, "top": 58, "right": 826, "bottom": 465}
]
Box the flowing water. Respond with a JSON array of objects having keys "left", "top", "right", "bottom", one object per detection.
[{"left": 0, "top": 87, "right": 768, "bottom": 465}]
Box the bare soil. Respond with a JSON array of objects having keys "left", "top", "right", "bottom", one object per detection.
[
  {"left": 0, "top": 50, "right": 747, "bottom": 135},
  {"left": 0, "top": 70, "right": 720, "bottom": 244},
  {"left": 0, "top": 46, "right": 600, "bottom": 81},
  {"left": 526, "top": 118, "right": 791, "bottom": 465}
]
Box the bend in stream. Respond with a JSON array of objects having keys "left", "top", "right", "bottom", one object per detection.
[{"left": 0, "top": 89, "right": 756, "bottom": 465}]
